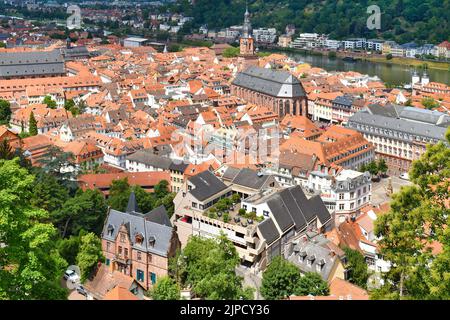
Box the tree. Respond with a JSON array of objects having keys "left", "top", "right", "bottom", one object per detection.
[
  {"left": 57, "top": 230, "right": 87, "bottom": 266},
  {"left": 0, "top": 99, "right": 11, "bottom": 124},
  {"left": 43, "top": 95, "right": 57, "bottom": 109},
  {"left": 261, "top": 256, "right": 302, "bottom": 300},
  {"left": 377, "top": 158, "right": 388, "bottom": 177},
  {"left": 0, "top": 138, "right": 14, "bottom": 160},
  {"left": 294, "top": 272, "right": 330, "bottom": 296},
  {"left": 386, "top": 54, "right": 393, "bottom": 60},
  {"left": 343, "top": 247, "right": 370, "bottom": 288},
  {"left": 55, "top": 189, "right": 107, "bottom": 238},
  {"left": 64, "top": 99, "right": 75, "bottom": 111},
  {"left": 421, "top": 97, "right": 439, "bottom": 110},
  {"left": 76, "top": 233, "right": 103, "bottom": 282},
  {"left": 107, "top": 178, "right": 132, "bottom": 212},
  {"left": 37, "top": 146, "right": 76, "bottom": 186},
  {"left": 30, "top": 172, "right": 69, "bottom": 215},
  {"left": 366, "top": 161, "right": 379, "bottom": 178},
  {"left": 222, "top": 47, "right": 240, "bottom": 58},
  {"left": 177, "top": 234, "right": 253, "bottom": 300},
  {"left": 373, "top": 127, "right": 450, "bottom": 299},
  {"left": 150, "top": 276, "right": 181, "bottom": 300},
  {"left": 29, "top": 111, "right": 38, "bottom": 136},
  {"left": 0, "top": 158, "right": 68, "bottom": 299}
]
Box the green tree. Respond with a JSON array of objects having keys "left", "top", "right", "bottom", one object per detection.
[
  {"left": 30, "top": 172, "right": 69, "bottom": 215},
  {"left": 107, "top": 178, "right": 132, "bottom": 212},
  {"left": 29, "top": 111, "right": 38, "bottom": 136},
  {"left": 55, "top": 189, "right": 107, "bottom": 238},
  {"left": 373, "top": 127, "right": 450, "bottom": 299},
  {"left": 222, "top": 47, "right": 240, "bottom": 58},
  {"left": 76, "top": 232, "right": 103, "bottom": 282},
  {"left": 343, "top": 247, "right": 370, "bottom": 289},
  {"left": 43, "top": 95, "right": 57, "bottom": 109},
  {"left": 421, "top": 97, "right": 439, "bottom": 110},
  {"left": 177, "top": 234, "right": 253, "bottom": 300},
  {"left": 64, "top": 99, "right": 75, "bottom": 111},
  {"left": 261, "top": 256, "right": 302, "bottom": 300},
  {"left": 0, "top": 138, "right": 14, "bottom": 160},
  {"left": 294, "top": 272, "right": 330, "bottom": 296},
  {"left": 0, "top": 99, "right": 11, "bottom": 124},
  {"left": 377, "top": 158, "right": 388, "bottom": 177},
  {"left": 0, "top": 158, "right": 68, "bottom": 299},
  {"left": 150, "top": 276, "right": 181, "bottom": 300},
  {"left": 57, "top": 230, "right": 87, "bottom": 266},
  {"left": 37, "top": 146, "right": 76, "bottom": 185},
  {"left": 366, "top": 161, "right": 379, "bottom": 178},
  {"left": 386, "top": 54, "right": 393, "bottom": 60}
]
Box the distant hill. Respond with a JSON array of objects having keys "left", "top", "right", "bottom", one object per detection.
[{"left": 174, "top": 0, "right": 449, "bottom": 44}]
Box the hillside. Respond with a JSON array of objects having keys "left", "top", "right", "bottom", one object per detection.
[{"left": 173, "top": 0, "right": 450, "bottom": 44}]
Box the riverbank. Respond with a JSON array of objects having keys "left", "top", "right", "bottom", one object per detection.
[
  {"left": 263, "top": 46, "right": 450, "bottom": 72},
  {"left": 361, "top": 56, "right": 450, "bottom": 71}
]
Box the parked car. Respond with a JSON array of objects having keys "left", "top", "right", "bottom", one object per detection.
[
  {"left": 76, "top": 285, "right": 88, "bottom": 296},
  {"left": 64, "top": 269, "right": 80, "bottom": 283},
  {"left": 399, "top": 173, "right": 410, "bottom": 181}
]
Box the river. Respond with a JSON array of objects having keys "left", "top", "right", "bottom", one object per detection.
[{"left": 284, "top": 51, "right": 450, "bottom": 86}]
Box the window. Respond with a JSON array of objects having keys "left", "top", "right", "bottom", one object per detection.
[
  {"left": 106, "top": 242, "right": 111, "bottom": 251},
  {"left": 252, "top": 207, "right": 257, "bottom": 213},
  {"left": 339, "top": 204, "right": 345, "bottom": 210},
  {"left": 118, "top": 246, "right": 122, "bottom": 255},
  {"left": 263, "top": 210, "right": 269, "bottom": 217},
  {"left": 339, "top": 193, "right": 344, "bottom": 200},
  {"left": 137, "top": 269, "right": 144, "bottom": 282},
  {"left": 137, "top": 252, "right": 142, "bottom": 261},
  {"left": 192, "top": 202, "right": 198, "bottom": 208},
  {"left": 150, "top": 272, "right": 156, "bottom": 285},
  {"left": 148, "top": 254, "right": 153, "bottom": 263},
  {"left": 120, "top": 233, "right": 125, "bottom": 243},
  {"left": 124, "top": 248, "right": 128, "bottom": 258},
  {"left": 105, "top": 258, "right": 110, "bottom": 266}
]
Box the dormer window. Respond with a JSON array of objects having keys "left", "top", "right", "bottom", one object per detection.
[
  {"left": 307, "top": 255, "right": 316, "bottom": 266},
  {"left": 107, "top": 224, "right": 114, "bottom": 236},
  {"left": 316, "top": 259, "right": 326, "bottom": 272},
  {"left": 299, "top": 251, "right": 307, "bottom": 261},
  {"left": 135, "top": 233, "right": 144, "bottom": 245},
  {"left": 148, "top": 236, "right": 156, "bottom": 247}
]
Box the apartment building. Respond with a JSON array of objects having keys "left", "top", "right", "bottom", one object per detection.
[
  {"left": 307, "top": 165, "right": 372, "bottom": 224},
  {"left": 348, "top": 104, "right": 450, "bottom": 175},
  {"left": 172, "top": 170, "right": 332, "bottom": 270}
]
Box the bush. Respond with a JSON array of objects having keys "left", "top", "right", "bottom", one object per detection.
[
  {"left": 238, "top": 208, "right": 246, "bottom": 216},
  {"left": 386, "top": 54, "right": 393, "bottom": 60},
  {"left": 223, "top": 213, "right": 230, "bottom": 223}
]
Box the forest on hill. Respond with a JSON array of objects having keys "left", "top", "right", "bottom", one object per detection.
[{"left": 171, "top": 0, "right": 450, "bottom": 44}]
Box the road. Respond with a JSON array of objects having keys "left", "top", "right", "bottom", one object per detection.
[
  {"left": 371, "top": 176, "right": 413, "bottom": 206},
  {"left": 235, "top": 266, "right": 263, "bottom": 300}
]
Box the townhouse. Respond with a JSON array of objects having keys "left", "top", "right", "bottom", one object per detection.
[{"left": 102, "top": 193, "right": 180, "bottom": 290}]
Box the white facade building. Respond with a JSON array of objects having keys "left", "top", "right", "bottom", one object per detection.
[{"left": 307, "top": 166, "right": 372, "bottom": 224}]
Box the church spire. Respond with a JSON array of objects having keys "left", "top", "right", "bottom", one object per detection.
[{"left": 243, "top": 2, "right": 252, "bottom": 39}]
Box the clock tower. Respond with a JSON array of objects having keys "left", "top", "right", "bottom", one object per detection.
[{"left": 239, "top": 5, "right": 255, "bottom": 56}]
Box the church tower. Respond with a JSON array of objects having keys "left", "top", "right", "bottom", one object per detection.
[{"left": 239, "top": 5, "right": 255, "bottom": 56}]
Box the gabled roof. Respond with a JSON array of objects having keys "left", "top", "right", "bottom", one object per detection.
[
  {"left": 230, "top": 168, "right": 272, "bottom": 190},
  {"left": 103, "top": 198, "right": 174, "bottom": 257},
  {"left": 266, "top": 186, "right": 332, "bottom": 233},
  {"left": 232, "top": 66, "right": 306, "bottom": 98},
  {"left": 189, "top": 170, "right": 229, "bottom": 202}
]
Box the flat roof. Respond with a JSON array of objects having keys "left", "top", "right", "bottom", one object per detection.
[{"left": 124, "top": 37, "right": 149, "bottom": 42}]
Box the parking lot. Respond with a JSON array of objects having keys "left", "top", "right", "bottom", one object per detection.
[{"left": 371, "top": 176, "right": 413, "bottom": 206}]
